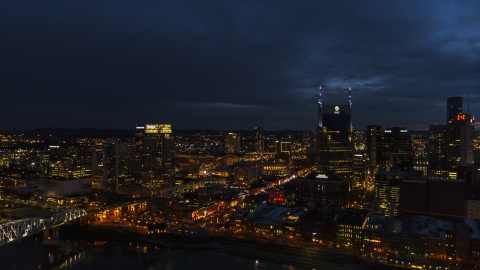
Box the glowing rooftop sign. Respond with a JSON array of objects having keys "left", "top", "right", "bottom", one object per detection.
[{"left": 144, "top": 124, "right": 172, "bottom": 134}]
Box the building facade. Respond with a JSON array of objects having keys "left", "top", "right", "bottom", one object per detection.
[
  {"left": 316, "top": 86, "right": 354, "bottom": 183},
  {"left": 138, "top": 124, "right": 175, "bottom": 187},
  {"left": 225, "top": 133, "right": 241, "bottom": 153},
  {"left": 377, "top": 127, "right": 413, "bottom": 171}
]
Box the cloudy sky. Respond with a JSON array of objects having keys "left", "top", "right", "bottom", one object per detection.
[{"left": 1, "top": 1, "right": 479, "bottom": 131}]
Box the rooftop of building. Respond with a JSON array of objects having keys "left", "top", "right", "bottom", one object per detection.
[
  {"left": 336, "top": 208, "right": 369, "bottom": 227},
  {"left": 465, "top": 218, "right": 480, "bottom": 239},
  {"left": 213, "top": 166, "right": 234, "bottom": 172},
  {"left": 233, "top": 161, "right": 262, "bottom": 167},
  {"left": 5, "top": 187, "right": 37, "bottom": 193},
  {"left": 405, "top": 216, "right": 449, "bottom": 240},
  {"left": 367, "top": 215, "right": 404, "bottom": 234},
  {"left": 246, "top": 203, "right": 304, "bottom": 226}
]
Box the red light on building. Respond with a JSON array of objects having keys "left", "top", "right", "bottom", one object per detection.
[{"left": 457, "top": 114, "right": 466, "bottom": 121}]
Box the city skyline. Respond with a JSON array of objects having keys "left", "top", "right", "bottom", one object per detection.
[{"left": 1, "top": 1, "right": 480, "bottom": 131}]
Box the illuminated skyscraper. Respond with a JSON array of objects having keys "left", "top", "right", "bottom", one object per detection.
[
  {"left": 427, "top": 124, "right": 448, "bottom": 178},
  {"left": 46, "top": 143, "right": 92, "bottom": 180},
  {"left": 102, "top": 140, "right": 126, "bottom": 192},
  {"left": 138, "top": 124, "right": 175, "bottom": 186},
  {"left": 428, "top": 124, "right": 447, "bottom": 168},
  {"left": 366, "top": 125, "right": 381, "bottom": 173},
  {"left": 446, "top": 113, "right": 474, "bottom": 179},
  {"left": 310, "top": 86, "right": 353, "bottom": 210},
  {"left": 377, "top": 127, "right": 413, "bottom": 171},
  {"left": 316, "top": 86, "right": 354, "bottom": 181},
  {"left": 428, "top": 97, "right": 475, "bottom": 179},
  {"left": 225, "top": 133, "right": 240, "bottom": 153}
]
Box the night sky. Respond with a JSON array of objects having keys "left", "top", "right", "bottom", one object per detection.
[{"left": 1, "top": 1, "right": 479, "bottom": 131}]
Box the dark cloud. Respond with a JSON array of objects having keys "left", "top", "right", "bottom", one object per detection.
[{"left": 1, "top": 0, "right": 480, "bottom": 131}]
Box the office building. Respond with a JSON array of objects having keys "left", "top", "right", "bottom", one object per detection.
[
  {"left": 366, "top": 125, "right": 381, "bottom": 174},
  {"left": 300, "top": 85, "right": 353, "bottom": 210},
  {"left": 225, "top": 133, "right": 241, "bottom": 153},
  {"left": 336, "top": 208, "right": 369, "bottom": 249},
  {"left": 138, "top": 124, "right": 175, "bottom": 187},
  {"left": 91, "top": 148, "right": 104, "bottom": 190},
  {"left": 46, "top": 143, "right": 92, "bottom": 180},
  {"left": 401, "top": 178, "right": 465, "bottom": 218},
  {"left": 255, "top": 127, "right": 264, "bottom": 156},
  {"left": 353, "top": 152, "right": 366, "bottom": 187},
  {"left": 292, "top": 175, "right": 349, "bottom": 210},
  {"left": 446, "top": 113, "right": 474, "bottom": 179},
  {"left": 316, "top": 86, "right": 354, "bottom": 182},
  {"left": 447, "top": 96, "right": 463, "bottom": 123},
  {"left": 427, "top": 124, "right": 447, "bottom": 178},
  {"left": 377, "top": 127, "right": 413, "bottom": 171},
  {"left": 102, "top": 140, "right": 127, "bottom": 192},
  {"left": 373, "top": 169, "right": 406, "bottom": 217}
]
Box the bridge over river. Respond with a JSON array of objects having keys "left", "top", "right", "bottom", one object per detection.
[
  {"left": 0, "top": 208, "right": 88, "bottom": 246},
  {"left": 0, "top": 200, "right": 149, "bottom": 246}
]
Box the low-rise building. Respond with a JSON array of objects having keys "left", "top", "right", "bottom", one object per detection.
[{"left": 336, "top": 208, "right": 369, "bottom": 250}]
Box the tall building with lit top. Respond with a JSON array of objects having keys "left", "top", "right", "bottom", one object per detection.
[
  {"left": 316, "top": 86, "right": 354, "bottom": 182},
  {"left": 446, "top": 113, "right": 474, "bottom": 179},
  {"left": 447, "top": 96, "right": 463, "bottom": 123},
  {"left": 297, "top": 86, "right": 353, "bottom": 210},
  {"left": 225, "top": 133, "right": 240, "bottom": 153},
  {"left": 377, "top": 127, "right": 413, "bottom": 171},
  {"left": 138, "top": 124, "right": 175, "bottom": 186}
]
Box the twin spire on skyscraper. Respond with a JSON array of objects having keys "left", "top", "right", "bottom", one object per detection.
[
  {"left": 317, "top": 85, "right": 352, "bottom": 108},
  {"left": 318, "top": 85, "right": 322, "bottom": 107},
  {"left": 348, "top": 86, "right": 352, "bottom": 108}
]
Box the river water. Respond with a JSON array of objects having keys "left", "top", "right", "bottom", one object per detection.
[
  {"left": 0, "top": 235, "right": 311, "bottom": 270},
  {"left": 0, "top": 224, "right": 365, "bottom": 270}
]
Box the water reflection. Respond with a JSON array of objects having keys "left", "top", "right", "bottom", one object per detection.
[{"left": 0, "top": 234, "right": 315, "bottom": 270}]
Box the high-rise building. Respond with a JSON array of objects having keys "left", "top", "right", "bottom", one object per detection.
[
  {"left": 116, "top": 141, "right": 141, "bottom": 187},
  {"left": 316, "top": 86, "right": 354, "bottom": 182},
  {"left": 428, "top": 97, "right": 475, "bottom": 179},
  {"left": 353, "top": 130, "right": 365, "bottom": 151},
  {"left": 102, "top": 140, "right": 126, "bottom": 192},
  {"left": 428, "top": 124, "right": 447, "bottom": 168},
  {"left": 374, "top": 170, "right": 402, "bottom": 217},
  {"left": 91, "top": 148, "right": 103, "bottom": 190},
  {"left": 377, "top": 127, "right": 413, "bottom": 171},
  {"left": 353, "top": 152, "right": 366, "bottom": 186},
  {"left": 366, "top": 125, "right": 382, "bottom": 174},
  {"left": 46, "top": 143, "right": 92, "bottom": 180},
  {"left": 312, "top": 85, "right": 354, "bottom": 210},
  {"left": 139, "top": 124, "right": 175, "bottom": 187},
  {"left": 447, "top": 96, "right": 463, "bottom": 123},
  {"left": 255, "top": 127, "right": 264, "bottom": 156},
  {"left": 446, "top": 113, "right": 475, "bottom": 179},
  {"left": 225, "top": 133, "right": 240, "bottom": 153},
  {"left": 427, "top": 124, "right": 448, "bottom": 178}
]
